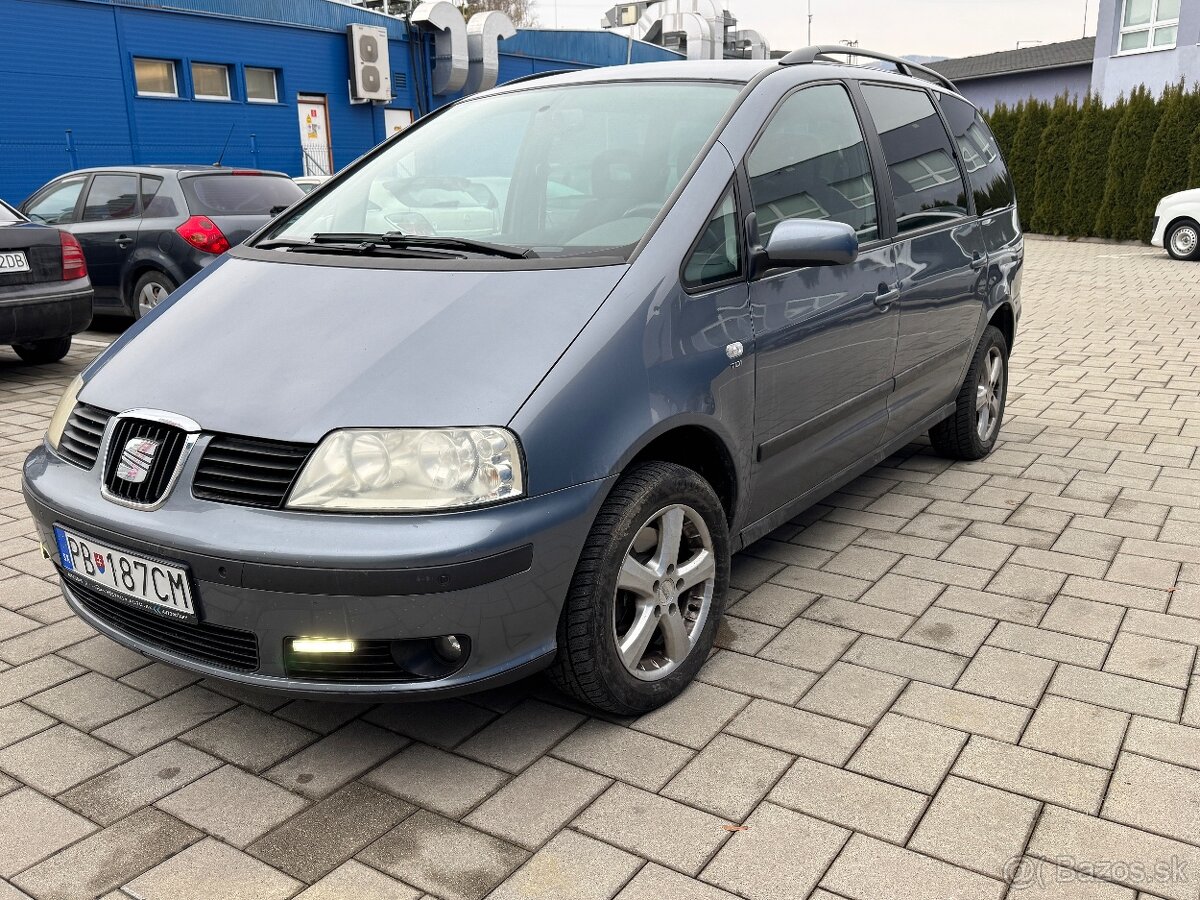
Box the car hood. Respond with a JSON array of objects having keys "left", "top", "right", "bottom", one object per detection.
[
  {"left": 1161, "top": 188, "right": 1200, "bottom": 208},
  {"left": 82, "top": 254, "right": 627, "bottom": 443}
]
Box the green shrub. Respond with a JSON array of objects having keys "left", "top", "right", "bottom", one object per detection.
[
  {"left": 1191, "top": 121, "right": 1200, "bottom": 187},
  {"left": 1137, "top": 82, "right": 1200, "bottom": 238},
  {"left": 1031, "top": 94, "right": 1081, "bottom": 235},
  {"left": 1064, "top": 92, "right": 1123, "bottom": 237},
  {"left": 1095, "top": 85, "right": 1163, "bottom": 240},
  {"left": 1008, "top": 98, "right": 1050, "bottom": 228},
  {"left": 985, "top": 103, "right": 1020, "bottom": 161}
]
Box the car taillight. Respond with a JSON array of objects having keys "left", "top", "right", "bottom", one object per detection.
[
  {"left": 59, "top": 231, "right": 87, "bottom": 281},
  {"left": 176, "top": 215, "right": 231, "bottom": 255}
]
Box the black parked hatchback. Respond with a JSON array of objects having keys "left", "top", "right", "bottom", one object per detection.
[{"left": 20, "top": 166, "right": 304, "bottom": 319}]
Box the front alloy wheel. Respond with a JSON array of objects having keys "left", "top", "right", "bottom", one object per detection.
[{"left": 548, "top": 461, "right": 729, "bottom": 714}]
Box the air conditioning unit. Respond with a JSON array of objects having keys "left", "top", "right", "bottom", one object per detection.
[{"left": 348, "top": 24, "right": 392, "bottom": 102}]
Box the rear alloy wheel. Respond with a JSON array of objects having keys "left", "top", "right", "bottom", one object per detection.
[
  {"left": 133, "top": 271, "right": 177, "bottom": 319},
  {"left": 1166, "top": 220, "right": 1200, "bottom": 261},
  {"left": 929, "top": 325, "right": 1009, "bottom": 460},
  {"left": 547, "top": 461, "right": 729, "bottom": 714},
  {"left": 12, "top": 337, "right": 71, "bottom": 365}
]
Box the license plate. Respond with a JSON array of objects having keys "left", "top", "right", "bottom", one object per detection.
[
  {"left": 0, "top": 251, "right": 30, "bottom": 273},
  {"left": 54, "top": 525, "right": 196, "bottom": 622}
]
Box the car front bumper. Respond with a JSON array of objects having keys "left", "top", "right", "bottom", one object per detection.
[
  {"left": 23, "top": 443, "right": 612, "bottom": 699},
  {"left": 0, "top": 285, "right": 93, "bottom": 345},
  {"left": 1151, "top": 215, "right": 1165, "bottom": 248}
]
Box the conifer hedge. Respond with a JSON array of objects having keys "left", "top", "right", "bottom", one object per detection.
[{"left": 1031, "top": 95, "right": 1081, "bottom": 235}]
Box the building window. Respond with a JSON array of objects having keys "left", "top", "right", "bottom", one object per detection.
[
  {"left": 133, "top": 58, "right": 178, "bottom": 97},
  {"left": 245, "top": 67, "right": 279, "bottom": 103},
  {"left": 192, "top": 62, "right": 231, "bottom": 100},
  {"left": 1119, "top": 0, "right": 1179, "bottom": 53}
]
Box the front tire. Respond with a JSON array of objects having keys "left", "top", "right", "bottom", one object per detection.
[
  {"left": 132, "top": 271, "right": 177, "bottom": 319},
  {"left": 929, "top": 325, "right": 1009, "bottom": 461},
  {"left": 547, "top": 461, "right": 730, "bottom": 715},
  {"left": 12, "top": 337, "right": 71, "bottom": 364},
  {"left": 1166, "top": 219, "right": 1200, "bottom": 261}
]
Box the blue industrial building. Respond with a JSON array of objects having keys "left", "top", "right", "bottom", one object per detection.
[{"left": 0, "top": 0, "right": 680, "bottom": 204}]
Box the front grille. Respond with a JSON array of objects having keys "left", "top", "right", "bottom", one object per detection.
[
  {"left": 103, "top": 418, "right": 189, "bottom": 506},
  {"left": 67, "top": 577, "right": 259, "bottom": 672},
  {"left": 192, "top": 435, "right": 313, "bottom": 509},
  {"left": 58, "top": 404, "right": 113, "bottom": 469},
  {"left": 285, "top": 640, "right": 419, "bottom": 683}
]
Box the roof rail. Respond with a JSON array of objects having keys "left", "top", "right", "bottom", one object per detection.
[{"left": 779, "top": 45, "right": 957, "bottom": 92}]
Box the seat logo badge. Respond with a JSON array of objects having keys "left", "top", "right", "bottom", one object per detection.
[{"left": 117, "top": 438, "right": 159, "bottom": 484}]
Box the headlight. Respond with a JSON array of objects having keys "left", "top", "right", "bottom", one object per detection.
[
  {"left": 287, "top": 427, "right": 523, "bottom": 511},
  {"left": 46, "top": 375, "right": 84, "bottom": 452}
]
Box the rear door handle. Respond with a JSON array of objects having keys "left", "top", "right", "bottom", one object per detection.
[
  {"left": 970, "top": 253, "right": 987, "bottom": 270},
  {"left": 115, "top": 235, "right": 133, "bottom": 249},
  {"left": 874, "top": 285, "right": 900, "bottom": 309}
]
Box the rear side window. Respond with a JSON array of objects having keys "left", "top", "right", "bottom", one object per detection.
[
  {"left": 747, "top": 83, "right": 879, "bottom": 244},
  {"left": 936, "top": 93, "right": 1015, "bottom": 216},
  {"left": 81, "top": 174, "right": 140, "bottom": 222},
  {"left": 182, "top": 175, "right": 304, "bottom": 216},
  {"left": 860, "top": 84, "right": 969, "bottom": 233}
]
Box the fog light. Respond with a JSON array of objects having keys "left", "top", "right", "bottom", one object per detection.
[
  {"left": 433, "top": 634, "right": 463, "bottom": 662},
  {"left": 291, "top": 638, "right": 356, "bottom": 654}
]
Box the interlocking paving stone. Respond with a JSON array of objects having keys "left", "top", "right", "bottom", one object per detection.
[
  {"left": 820, "top": 832, "right": 1004, "bottom": 900},
  {"left": 631, "top": 681, "right": 748, "bottom": 749},
  {"left": 265, "top": 720, "right": 407, "bottom": 800},
  {"left": 465, "top": 757, "right": 609, "bottom": 851},
  {"left": 55, "top": 634, "right": 145, "bottom": 679},
  {"left": 0, "top": 788, "right": 96, "bottom": 877},
  {"left": 954, "top": 645, "right": 1056, "bottom": 706},
  {"left": 726, "top": 581, "right": 816, "bottom": 626},
  {"left": 768, "top": 755, "right": 926, "bottom": 843},
  {"left": 907, "top": 776, "right": 1039, "bottom": 880},
  {"left": 662, "top": 733, "right": 793, "bottom": 822},
  {"left": 179, "top": 704, "right": 318, "bottom": 772},
  {"left": 842, "top": 635, "right": 968, "bottom": 686},
  {"left": 847, "top": 712, "right": 966, "bottom": 793},
  {"left": 247, "top": 781, "right": 413, "bottom": 883},
  {"left": 360, "top": 809, "right": 528, "bottom": 900},
  {"left": 1123, "top": 716, "right": 1200, "bottom": 771},
  {"left": 797, "top": 661, "right": 907, "bottom": 727},
  {"left": 117, "top": 660, "right": 200, "bottom": 698},
  {"left": 616, "top": 863, "right": 739, "bottom": 900},
  {"left": 697, "top": 649, "right": 817, "bottom": 703},
  {"left": 488, "top": 830, "right": 641, "bottom": 900},
  {"left": 11, "top": 807, "right": 198, "bottom": 900},
  {"left": 552, "top": 719, "right": 692, "bottom": 791},
  {"left": 292, "top": 861, "right": 421, "bottom": 900},
  {"left": 755, "top": 618, "right": 858, "bottom": 672},
  {"left": 364, "top": 698, "right": 497, "bottom": 748},
  {"left": 902, "top": 605, "right": 995, "bottom": 656},
  {"left": 0, "top": 702, "right": 53, "bottom": 749},
  {"left": 1048, "top": 664, "right": 1184, "bottom": 720},
  {"left": 952, "top": 736, "right": 1109, "bottom": 814},
  {"left": 986, "top": 622, "right": 1109, "bottom": 667},
  {"left": 1101, "top": 752, "right": 1200, "bottom": 845},
  {"left": 890, "top": 681, "right": 1030, "bottom": 742},
  {"left": 701, "top": 802, "right": 847, "bottom": 900},
  {"left": 1003, "top": 858, "right": 1135, "bottom": 899},
  {"left": 124, "top": 837, "right": 302, "bottom": 900},
  {"left": 156, "top": 764, "right": 308, "bottom": 847},
  {"left": 725, "top": 700, "right": 865, "bottom": 765},
  {"left": 1103, "top": 630, "right": 1195, "bottom": 688},
  {"left": 0, "top": 723, "right": 127, "bottom": 794},
  {"left": 364, "top": 742, "right": 507, "bottom": 818},
  {"left": 857, "top": 572, "right": 944, "bottom": 616},
  {"left": 92, "top": 684, "right": 237, "bottom": 754},
  {"left": 802, "top": 596, "right": 914, "bottom": 638},
  {"left": 26, "top": 671, "right": 152, "bottom": 731},
  {"left": 1019, "top": 696, "right": 1129, "bottom": 769},
  {"left": 60, "top": 740, "right": 222, "bottom": 825},
  {"left": 456, "top": 699, "right": 584, "bottom": 773}
]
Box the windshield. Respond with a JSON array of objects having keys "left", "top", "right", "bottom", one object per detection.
[
  {"left": 183, "top": 174, "right": 304, "bottom": 216},
  {"left": 264, "top": 80, "right": 741, "bottom": 260}
]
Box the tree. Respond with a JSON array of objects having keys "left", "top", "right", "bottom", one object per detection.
[
  {"left": 1031, "top": 94, "right": 1081, "bottom": 235},
  {"left": 1137, "top": 82, "right": 1200, "bottom": 238},
  {"left": 456, "top": 0, "right": 537, "bottom": 27},
  {"left": 1191, "top": 121, "right": 1200, "bottom": 188},
  {"left": 985, "top": 102, "right": 1020, "bottom": 162},
  {"left": 1064, "top": 92, "right": 1122, "bottom": 237},
  {"left": 1008, "top": 97, "right": 1050, "bottom": 229},
  {"left": 1095, "top": 85, "right": 1163, "bottom": 240}
]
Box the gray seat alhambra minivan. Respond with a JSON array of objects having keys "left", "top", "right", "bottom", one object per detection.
[{"left": 24, "top": 48, "right": 1021, "bottom": 713}]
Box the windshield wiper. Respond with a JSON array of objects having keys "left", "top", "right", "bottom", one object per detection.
[
  {"left": 312, "top": 232, "right": 536, "bottom": 259},
  {"left": 255, "top": 235, "right": 465, "bottom": 260}
]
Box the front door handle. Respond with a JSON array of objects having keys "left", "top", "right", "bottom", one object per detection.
[
  {"left": 970, "top": 253, "right": 987, "bottom": 270},
  {"left": 114, "top": 235, "right": 133, "bottom": 249},
  {"left": 874, "top": 285, "right": 900, "bottom": 309}
]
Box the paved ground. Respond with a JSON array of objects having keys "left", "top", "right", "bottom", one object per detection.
[{"left": 0, "top": 237, "right": 1198, "bottom": 900}]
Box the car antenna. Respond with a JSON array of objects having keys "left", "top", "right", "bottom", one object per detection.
[{"left": 213, "top": 124, "right": 236, "bottom": 167}]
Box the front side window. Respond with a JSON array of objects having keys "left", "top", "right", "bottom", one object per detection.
[
  {"left": 81, "top": 174, "right": 140, "bottom": 222},
  {"left": 684, "top": 185, "right": 741, "bottom": 289},
  {"left": 1119, "top": 0, "right": 1179, "bottom": 52},
  {"left": 746, "top": 83, "right": 880, "bottom": 245},
  {"left": 937, "top": 93, "right": 1014, "bottom": 216},
  {"left": 246, "top": 67, "right": 278, "bottom": 103},
  {"left": 861, "top": 84, "right": 969, "bottom": 234},
  {"left": 192, "top": 63, "right": 231, "bottom": 100},
  {"left": 25, "top": 178, "right": 87, "bottom": 225},
  {"left": 134, "top": 58, "right": 178, "bottom": 97},
  {"left": 266, "top": 81, "right": 741, "bottom": 261}
]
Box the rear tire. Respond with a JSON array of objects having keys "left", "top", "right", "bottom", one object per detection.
[
  {"left": 1166, "top": 219, "right": 1200, "bottom": 261},
  {"left": 547, "top": 461, "right": 730, "bottom": 715},
  {"left": 12, "top": 337, "right": 71, "bottom": 365},
  {"left": 929, "top": 325, "right": 1009, "bottom": 461},
  {"left": 132, "top": 271, "right": 177, "bottom": 319}
]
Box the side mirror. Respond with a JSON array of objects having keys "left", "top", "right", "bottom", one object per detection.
[{"left": 763, "top": 218, "right": 859, "bottom": 269}]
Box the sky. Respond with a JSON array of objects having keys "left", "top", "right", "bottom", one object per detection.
[{"left": 530, "top": 0, "right": 1105, "bottom": 60}]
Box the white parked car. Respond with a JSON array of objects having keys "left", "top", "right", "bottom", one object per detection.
[
  {"left": 293, "top": 175, "right": 330, "bottom": 194},
  {"left": 1152, "top": 189, "right": 1200, "bottom": 261}
]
